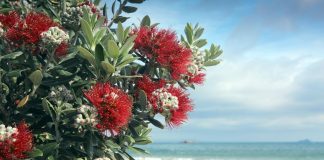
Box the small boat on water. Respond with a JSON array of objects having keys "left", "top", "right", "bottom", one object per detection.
[{"left": 182, "top": 140, "right": 193, "bottom": 144}]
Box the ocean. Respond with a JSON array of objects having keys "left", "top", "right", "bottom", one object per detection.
[{"left": 135, "top": 142, "right": 324, "bottom": 160}]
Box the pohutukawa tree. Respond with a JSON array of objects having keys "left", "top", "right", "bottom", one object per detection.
[{"left": 0, "top": 0, "right": 222, "bottom": 159}]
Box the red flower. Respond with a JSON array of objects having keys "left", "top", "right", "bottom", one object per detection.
[
  {"left": 137, "top": 76, "right": 193, "bottom": 126},
  {"left": 0, "top": 11, "right": 19, "bottom": 28},
  {"left": 1, "top": 12, "right": 69, "bottom": 57},
  {"left": 134, "top": 27, "right": 192, "bottom": 80},
  {"left": 20, "top": 12, "right": 58, "bottom": 44},
  {"left": 137, "top": 75, "right": 166, "bottom": 95},
  {"left": 2, "top": 12, "right": 58, "bottom": 45},
  {"left": 55, "top": 43, "right": 69, "bottom": 57},
  {"left": 188, "top": 72, "right": 205, "bottom": 85},
  {"left": 0, "top": 122, "right": 33, "bottom": 160},
  {"left": 84, "top": 82, "right": 133, "bottom": 133}
]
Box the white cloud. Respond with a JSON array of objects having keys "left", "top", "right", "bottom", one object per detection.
[
  {"left": 192, "top": 34, "right": 324, "bottom": 111},
  {"left": 194, "top": 57, "right": 314, "bottom": 111},
  {"left": 189, "top": 118, "right": 242, "bottom": 129},
  {"left": 263, "top": 114, "right": 324, "bottom": 129},
  {"left": 188, "top": 113, "right": 324, "bottom": 131}
]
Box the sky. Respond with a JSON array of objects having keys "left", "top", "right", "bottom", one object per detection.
[{"left": 108, "top": 0, "right": 324, "bottom": 142}]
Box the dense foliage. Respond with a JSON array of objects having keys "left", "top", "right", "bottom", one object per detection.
[{"left": 0, "top": 0, "right": 222, "bottom": 159}]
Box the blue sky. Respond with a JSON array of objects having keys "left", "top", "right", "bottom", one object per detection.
[{"left": 109, "top": 0, "right": 324, "bottom": 142}]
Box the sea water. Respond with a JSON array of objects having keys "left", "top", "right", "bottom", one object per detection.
[{"left": 134, "top": 142, "right": 324, "bottom": 160}]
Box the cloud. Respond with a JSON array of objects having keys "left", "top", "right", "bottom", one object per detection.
[
  {"left": 189, "top": 117, "right": 242, "bottom": 129},
  {"left": 192, "top": 57, "right": 320, "bottom": 111},
  {"left": 292, "top": 59, "right": 324, "bottom": 109},
  {"left": 188, "top": 113, "right": 324, "bottom": 130},
  {"left": 262, "top": 114, "right": 324, "bottom": 129}
]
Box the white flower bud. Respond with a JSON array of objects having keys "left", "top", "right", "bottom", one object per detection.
[
  {"left": 75, "top": 117, "right": 82, "bottom": 124},
  {"left": 152, "top": 88, "right": 179, "bottom": 110},
  {"left": 0, "top": 22, "right": 4, "bottom": 37},
  {"left": 0, "top": 125, "right": 18, "bottom": 141},
  {"left": 41, "top": 27, "right": 69, "bottom": 46}
]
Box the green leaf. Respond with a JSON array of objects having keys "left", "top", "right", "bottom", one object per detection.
[
  {"left": 141, "top": 15, "right": 151, "bottom": 27},
  {"left": 127, "top": 0, "right": 145, "bottom": 4},
  {"left": 95, "top": 44, "right": 105, "bottom": 66},
  {"left": 42, "top": 98, "right": 54, "bottom": 118},
  {"left": 93, "top": 28, "right": 106, "bottom": 45},
  {"left": 204, "top": 60, "right": 220, "bottom": 66},
  {"left": 57, "top": 70, "right": 73, "bottom": 76},
  {"left": 0, "top": 8, "right": 13, "bottom": 13},
  {"left": 124, "top": 26, "right": 131, "bottom": 39},
  {"left": 117, "top": 22, "right": 124, "bottom": 43},
  {"left": 47, "top": 156, "right": 55, "bottom": 160},
  {"left": 80, "top": 19, "right": 94, "bottom": 44},
  {"left": 141, "top": 128, "right": 152, "bottom": 137},
  {"left": 120, "top": 35, "right": 136, "bottom": 56},
  {"left": 0, "top": 83, "right": 9, "bottom": 96},
  {"left": 81, "top": 7, "right": 91, "bottom": 24},
  {"left": 114, "top": 16, "right": 129, "bottom": 23},
  {"left": 209, "top": 44, "right": 223, "bottom": 59},
  {"left": 94, "top": 0, "right": 101, "bottom": 5},
  {"left": 45, "top": 3, "right": 59, "bottom": 18},
  {"left": 95, "top": 16, "right": 106, "bottom": 29},
  {"left": 122, "top": 6, "right": 137, "bottom": 13},
  {"left": 0, "top": 51, "right": 23, "bottom": 61},
  {"left": 135, "top": 137, "right": 152, "bottom": 145},
  {"left": 107, "top": 40, "right": 120, "bottom": 59},
  {"left": 151, "top": 23, "right": 160, "bottom": 28},
  {"left": 194, "top": 28, "right": 204, "bottom": 39},
  {"left": 124, "top": 135, "right": 135, "bottom": 144},
  {"left": 148, "top": 117, "right": 164, "bottom": 129},
  {"left": 105, "top": 140, "right": 121, "bottom": 149},
  {"left": 6, "top": 69, "right": 28, "bottom": 77},
  {"left": 128, "top": 146, "right": 149, "bottom": 154},
  {"left": 101, "top": 61, "right": 115, "bottom": 74},
  {"left": 103, "top": 3, "right": 107, "bottom": 17},
  {"left": 27, "top": 149, "right": 43, "bottom": 158},
  {"left": 194, "top": 39, "right": 207, "bottom": 48},
  {"left": 90, "top": 14, "right": 97, "bottom": 27},
  {"left": 117, "top": 56, "right": 137, "bottom": 69},
  {"left": 138, "top": 90, "right": 147, "bottom": 109},
  {"left": 42, "top": 75, "right": 76, "bottom": 86},
  {"left": 77, "top": 46, "right": 96, "bottom": 66},
  {"left": 112, "top": 0, "right": 116, "bottom": 14},
  {"left": 29, "top": 70, "right": 43, "bottom": 86},
  {"left": 210, "top": 44, "right": 216, "bottom": 54},
  {"left": 185, "top": 24, "right": 193, "bottom": 44}
]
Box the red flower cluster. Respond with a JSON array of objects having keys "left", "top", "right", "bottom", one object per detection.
[
  {"left": 133, "top": 27, "right": 192, "bottom": 80},
  {"left": 0, "top": 11, "right": 68, "bottom": 56},
  {"left": 0, "top": 11, "right": 19, "bottom": 28},
  {"left": 55, "top": 43, "right": 69, "bottom": 57},
  {"left": 0, "top": 122, "right": 33, "bottom": 160},
  {"left": 137, "top": 76, "right": 193, "bottom": 126},
  {"left": 188, "top": 72, "right": 205, "bottom": 85},
  {"left": 84, "top": 83, "right": 133, "bottom": 133}
]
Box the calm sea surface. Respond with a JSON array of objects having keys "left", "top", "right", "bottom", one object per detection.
[{"left": 135, "top": 142, "right": 324, "bottom": 160}]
